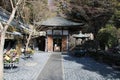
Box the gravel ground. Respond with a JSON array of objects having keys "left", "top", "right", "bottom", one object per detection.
[
  {"left": 62, "top": 55, "right": 120, "bottom": 80},
  {"left": 4, "top": 51, "right": 51, "bottom": 80},
  {"left": 4, "top": 52, "right": 120, "bottom": 80}
]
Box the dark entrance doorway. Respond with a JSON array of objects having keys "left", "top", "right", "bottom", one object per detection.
[
  {"left": 37, "top": 36, "right": 46, "bottom": 51},
  {"left": 4, "top": 39, "right": 17, "bottom": 49},
  {"left": 53, "top": 36, "right": 62, "bottom": 52}
]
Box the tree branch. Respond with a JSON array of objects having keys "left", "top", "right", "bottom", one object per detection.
[
  {"left": 16, "top": 0, "right": 22, "bottom": 6},
  {"left": 10, "top": 0, "right": 14, "bottom": 9},
  {"left": 0, "top": 22, "right": 3, "bottom": 30},
  {"left": 23, "top": 0, "right": 26, "bottom": 9},
  {"left": 4, "top": 0, "right": 23, "bottom": 31}
]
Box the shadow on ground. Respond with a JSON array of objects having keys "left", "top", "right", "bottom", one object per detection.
[{"left": 63, "top": 53, "right": 120, "bottom": 79}]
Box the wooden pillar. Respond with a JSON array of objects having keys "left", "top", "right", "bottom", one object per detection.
[
  {"left": 47, "top": 35, "right": 53, "bottom": 52},
  {"left": 62, "top": 36, "right": 67, "bottom": 52}
]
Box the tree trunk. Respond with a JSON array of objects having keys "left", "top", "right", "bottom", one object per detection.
[
  {"left": 0, "top": 0, "right": 22, "bottom": 79},
  {"left": 25, "top": 31, "right": 33, "bottom": 51},
  {"left": 0, "top": 31, "right": 5, "bottom": 80},
  {"left": 0, "top": 5, "right": 19, "bottom": 80}
]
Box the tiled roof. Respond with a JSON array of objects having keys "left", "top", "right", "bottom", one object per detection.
[{"left": 35, "top": 16, "right": 83, "bottom": 27}]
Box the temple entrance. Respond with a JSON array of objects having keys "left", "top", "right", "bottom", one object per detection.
[
  {"left": 47, "top": 30, "right": 68, "bottom": 52},
  {"left": 53, "top": 36, "right": 62, "bottom": 52}
]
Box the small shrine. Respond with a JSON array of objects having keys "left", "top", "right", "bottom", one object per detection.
[{"left": 36, "top": 16, "right": 84, "bottom": 52}]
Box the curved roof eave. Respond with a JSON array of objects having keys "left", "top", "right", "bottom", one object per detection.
[{"left": 35, "top": 16, "right": 84, "bottom": 27}]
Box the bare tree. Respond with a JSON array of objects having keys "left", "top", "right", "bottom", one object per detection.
[
  {"left": 25, "top": 25, "right": 33, "bottom": 52},
  {"left": 21, "top": 0, "right": 55, "bottom": 52},
  {"left": 0, "top": 0, "right": 22, "bottom": 79}
]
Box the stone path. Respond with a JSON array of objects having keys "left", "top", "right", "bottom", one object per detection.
[
  {"left": 37, "top": 52, "right": 63, "bottom": 80},
  {"left": 62, "top": 55, "right": 120, "bottom": 80}
]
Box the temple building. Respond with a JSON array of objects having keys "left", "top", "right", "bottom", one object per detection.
[
  {"left": 35, "top": 0, "right": 90, "bottom": 52},
  {"left": 36, "top": 16, "right": 84, "bottom": 52}
]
